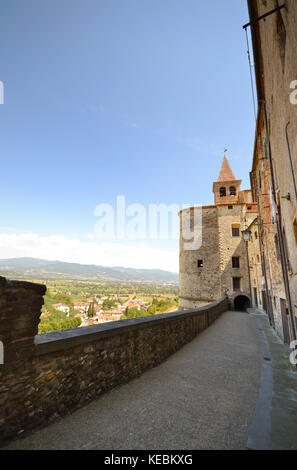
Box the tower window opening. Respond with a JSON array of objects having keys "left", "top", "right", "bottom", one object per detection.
[
  {"left": 198, "top": 260, "right": 203, "bottom": 268},
  {"left": 230, "top": 187, "right": 236, "bottom": 196},
  {"left": 220, "top": 187, "right": 226, "bottom": 197}
]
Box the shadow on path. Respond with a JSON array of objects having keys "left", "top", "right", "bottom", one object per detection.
[{"left": 247, "top": 312, "right": 297, "bottom": 450}]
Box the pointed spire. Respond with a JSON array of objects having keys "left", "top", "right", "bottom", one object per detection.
[{"left": 217, "top": 156, "right": 236, "bottom": 182}]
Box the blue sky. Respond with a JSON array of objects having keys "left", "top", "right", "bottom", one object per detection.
[{"left": 0, "top": 0, "right": 255, "bottom": 272}]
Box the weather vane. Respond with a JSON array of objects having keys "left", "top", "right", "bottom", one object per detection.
[{"left": 224, "top": 148, "right": 228, "bottom": 154}]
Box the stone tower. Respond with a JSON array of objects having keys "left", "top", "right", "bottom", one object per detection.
[{"left": 179, "top": 156, "right": 258, "bottom": 311}]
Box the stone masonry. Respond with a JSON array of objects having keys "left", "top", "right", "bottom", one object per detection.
[
  {"left": 179, "top": 157, "right": 258, "bottom": 310},
  {"left": 0, "top": 277, "right": 46, "bottom": 365},
  {"left": 248, "top": 0, "right": 297, "bottom": 342}
]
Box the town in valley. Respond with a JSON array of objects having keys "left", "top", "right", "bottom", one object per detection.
[{"left": 36, "top": 279, "right": 179, "bottom": 333}]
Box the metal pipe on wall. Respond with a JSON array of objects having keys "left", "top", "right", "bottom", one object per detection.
[{"left": 285, "top": 122, "right": 297, "bottom": 205}]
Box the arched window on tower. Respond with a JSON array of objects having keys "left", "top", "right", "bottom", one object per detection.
[
  {"left": 220, "top": 187, "right": 226, "bottom": 197},
  {"left": 230, "top": 186, "right": 236, "bottom": 196}
]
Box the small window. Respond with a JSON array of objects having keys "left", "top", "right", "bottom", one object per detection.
[
  {"left": 198, "top": 260, "right": 203, "bottom": 268},
  {"left": 255, "top": 231, "right": 258, "bottom": 240},
  {"left": 190, "top": 220, "right": 194, "bottom": 229},
  {"left": 233, "top": 277, "right": 241, "bottom": 291},
  {"left": 228, "top": 205, "right": 233, "bottom": 210},
  {"left": 220, "top": 187, "right": 226, "bottom": 197},
  {"left": 232, "top": 227, "right": 240, "bottom": 237},
  {"left": 230, "top": 187, "right": 236, "bottom": 196},
  {"left": 247, "top": 206, "right": 252, "bottom": 211},
  {"left": 232, "top": 257, "right": 240, "bottom": 268}
]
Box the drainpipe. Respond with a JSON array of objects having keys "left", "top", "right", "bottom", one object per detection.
[
  {"left": 285, "top": 122, "right": 297, "bottom": 204},
  {"left": 262, "top": 101, "right": 296, "bottom": 341}
]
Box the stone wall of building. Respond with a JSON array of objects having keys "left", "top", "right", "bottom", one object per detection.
[
  {"left": 217, "top": 204, "right": 257, "bottom": 299},
  {"left": 0, "top": 276, "right": 228, "bottom": 444},
  {"left": 250, "top": 108, "right": 287, "bottom": 340},
  {"left": 179, "top": 206, "right": 221, "bottom": 309},
  {"left": 249, "top": 0, "right": 297, "bottom": 339},
  {"left": 179, "top": 197, "right": 257, "bottom": 310},
  {"left": 254, "top": 0, "right": 297, "bottom": 309},
  {"left": 247, "top": 218, "right": 263, "bottom": 309}
]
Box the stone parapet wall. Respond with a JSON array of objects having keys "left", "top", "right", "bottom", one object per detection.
[{"left": 0, "top": 277, "right": 228, "bottom": 444}]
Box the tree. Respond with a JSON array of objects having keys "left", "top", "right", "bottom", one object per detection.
[
  {"left": 38, "top": 317, "right": 82, "bottom": 334},
  {"left": 122, "top": 307, "right": 152, "bottom": 320},
  {"left": 147, "top": 305, "right": 156, "bottom": 315},
  {"left": 88, "top": 302, "right": 96, "bottom": 318},
  {"left": 103, "top": 298, "right": 117, "bottom": 310}
]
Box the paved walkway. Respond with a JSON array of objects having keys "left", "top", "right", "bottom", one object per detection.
[
  {"left": 247, "top": 312, "right": 297, "bottom": 450},
  {"left": 4, "top": 311, "right": 264, "bottom": 450}
]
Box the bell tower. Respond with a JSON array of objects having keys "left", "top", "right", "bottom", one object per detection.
[{"left": 213, "top": 156, "right": 242, "bottom": 205}]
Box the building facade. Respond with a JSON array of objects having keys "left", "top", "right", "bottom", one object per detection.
[
  {"left": 53, "top": 303, "right": 70, "bottom": 316},
  {"left": 247, "top": 0, "right": 297, "bottom": 342},
  {"left": 179, "top": 156, "right": 258, "bottom": 311}
]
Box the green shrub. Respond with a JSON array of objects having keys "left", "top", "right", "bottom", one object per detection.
[{"left": 38, "top": 316, "right": 82, "bottom": 334}]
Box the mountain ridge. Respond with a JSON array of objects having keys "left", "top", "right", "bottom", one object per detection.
[{"left": 0, "top": 257, "right": 178, "bottom": 283}]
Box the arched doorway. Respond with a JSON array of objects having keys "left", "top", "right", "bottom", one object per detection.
[{"left": 234, "top": 295, "right": 250, "bottom": 312}]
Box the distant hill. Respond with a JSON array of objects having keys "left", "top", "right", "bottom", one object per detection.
[{"left": 0, "top": 257, "right": 178, "bottom": 284}]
